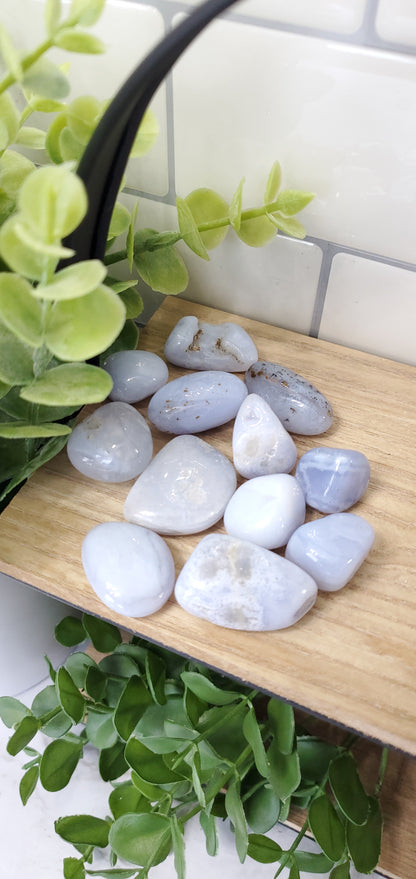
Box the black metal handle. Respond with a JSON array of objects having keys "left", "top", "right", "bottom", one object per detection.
[{"left": 66, "top": 0, "right": 241, "bottom": 263}]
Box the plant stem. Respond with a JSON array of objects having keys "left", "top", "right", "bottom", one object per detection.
[{"left": 375, "top": 746, "right": 389, "bottom": 797}]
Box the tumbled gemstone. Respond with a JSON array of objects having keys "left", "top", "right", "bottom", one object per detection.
[
  {"left": 82, "top": 522, "right": 175, "bottom": 616},
  {"left": 124, "top": 434, "right": 236, "bottom": 535},
  {"left": 285, "top": 512, "right": 375, "bottom": 591},
  {"left": 102, "top": 350, "right": 169, "bottom": 403},
  {"left": 223, "top": 473, "right": 305, "bottom": 549},
  {"left": 175, "top": 533, "right": 317, "bottom": 630},
  {"left": 164, "top": 315, "right": 258, "bottom": 371},
  {"left": 232, "top": 393, "right": 297, "bottom": 477},
  {"left": 245, "top": 360, "right": 333, "bottom": 435},
  {"left": 295, "top": 447, "right": 370, "bottom": 512},
  {"left": 148, "top": 370, "right": 247, "bottom": 434},
  {"left": 67, "top": 401, "right": 153, "bottom": 482}
]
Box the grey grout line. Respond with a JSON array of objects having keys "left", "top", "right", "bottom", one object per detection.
[{"left": 308, "top": 241, "right": 332, "bottom": 339}]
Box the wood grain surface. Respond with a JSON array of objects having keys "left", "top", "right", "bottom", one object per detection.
[{"left": 0, "top": 298, "right": 415, "bottom": 755}]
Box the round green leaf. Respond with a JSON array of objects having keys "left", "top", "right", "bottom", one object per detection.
[
  {"left": 19, "top": 163, "right": 88, "bottom": 241},
  {"left": 181, "top": 671, "right": 241, "bottom": 705},
  {"left": 269, "top": 212, "right": 306, "bottom": 239},
  {"left": 329, "top": 753, "right": 369, "bottom": 825},
  {"left": 347, "top": 796, "right": 382, "bottom": 874},
  {"left": 247, "top": 834, "right": 282, "bottom": 864},
  {"left": 0, "top": 321, "right": 34, "bottom": 384},
  {"left": 308, "top": 794, "right": 346, "bottom": 862},
  {"left": 82, "top": 613, "right": 122, "bottom": 652},
  {"left": 45, "top": 111, "right": 67, "bottom": 163},
  {"left": 100, "top": 319, "right": 139, "bottom": 360},
  {"left": 7, "top": 715, "right": 40, "bottom": 755},
  {"left": 55, "top": 814, "right": 110, "bottom": 847},
  {"left": 264, "top": 160, "right": 282, "bottom": 203},
  {"left": 229, "top": 178, "right": 244, "bottom": 232},
  {"left": 244, "top": 785, "right": 280, "bottom": 833},
  {"left": 109, "top": 781, "right": 145, "bottom": 820},
  {"left": 117, "top": 286, "right": 143, "bottom": 320},
  {"left": 237, "top": 214, "right": 276, "bottom": 247},
  {"left": 66, "top": 95, "right": 102, "bottom": 145},
  {"left": 0, "top": 149, "right": 34, "bottom": 198},
  {"left": 267, "top": 698, "right": 295, "bottom": 755},
  {"left": 69, "top": 0, "right": 106, "bottom": 27},
  {"left": 34, "top": 259, "right": 107, "bottom": 301},
  {"left": 99, "top": 740, "right": 128, "bottom": 782},
  {"left": 45, "top": 284, "right": 125, "bottom": 360},
  {"left": 15, "top": 127, "right": 46, "bottom": 149},
  {"left": 176, "top": 196, "right": 209, "bottom": 260},
  {"left": 273, "top": 189, "right": 315, "bottom": 216},
  {"left": 125, "top": 737, "right": 184, "bottom": 784},
  {"left": 329, "top": 862, "right": 351, "bottom": 878},
  {"left": 31, "top": 684, "right": 59, "bottom": 718},
  {"left": 114, "top": 676, "right": 152, "bottom": 742},
  {"left": 0, "top": 273, "right": 43, "bottom": 346},
  {"left": 54, "top": 29, "right": 105, "bottom": 54},
  {"left": 184, "top": 188, "right": 229, "bottom": 250},
  {"left": 0, "top": 696, "right": 30, "bottom": 728},
  {"left": 0, "top": 386, "right": 79, "bottom": 423},
  {"left": 59, "top": 126, "right": 85, "bottom": 163},
  {"left": 0, "top": 215, "right": 49, "bottom": 280},
  {"left": 109, "top": 813, "right": 172, "bottom": 867},
  {"left": 109, "top": 202, "right": 131, "bottom": 239},
  {"left": 130, "top": 108, "right": 159, "bottom": 158},
  {"left": 134, "top": 229, "right": 188, "bottom": 295},
  {"left": 40, "top": 739, "right": 82, "bottom": 791},
  {"left": 22, "top": 57, "right": 70, "bottom": 100},
  {"left": 19, "top": 765, "right": 39, "bottom": 805},
  {"left": 64, "top": 652, "right": 97, "bottom": 689},
  {"left": 85, "top": 707, "right": 118, "bottom": 750},
  {"left": 0, "top": 421, "right": 71, "bottom": 438},
  {"left": 267, "top": 740, "right": 301, "bottom": 801},
  {"left": 55, "top": 616, "right": 86, "bottom": 647},
  {"left": 56, "top": 666, "right": 85, "bottom": 723},
  {"left": 20, "top": 362, "right": 112, "bottom": 406}
]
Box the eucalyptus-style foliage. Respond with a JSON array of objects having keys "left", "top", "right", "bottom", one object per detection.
[
  {"left": 0, "top": 615, "right": 386, "bottom": 879},
  {"left": 0, "top": 0, "right": 314, "bottom": 508}
]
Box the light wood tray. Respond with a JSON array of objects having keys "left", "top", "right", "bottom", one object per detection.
[{"left": 0, "top": 298, "right": 415, "bottom": 756}]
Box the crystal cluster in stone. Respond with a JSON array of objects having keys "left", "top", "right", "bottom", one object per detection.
[
  {"left": 224, "top": 473, "right": 305, "bottom": 549},
  {"left": 285, "top": 513, "right": 375, "bottom": 591},
  {"left": 67, "top": 402, "right": 153, "bottom": 482},
  {"left": 175, "top": 533, "right": 317, "bottom": 630},
  {"left": 102, "top": 350, "right": 169, "bottom": 403},
  {"left": 124, "top": 435, "right": 236, "bottom": 535},
  {"left": 245, "top": 360, "right": 333, "bottom": 435},
  {"left": 164, "top": 315, "right": 258, "bottom": 371},
  {"left": 232, "top": 393, "right": 297, "bottom": 477},
  {"left": 295, "top": 447, "right": 370, "bottom": 513},
  {"left": 82, "top": 522, "right": 175, "bottom": 616},
  {"left": 148, "top": 371, "right": 247, "bottom": 434}
]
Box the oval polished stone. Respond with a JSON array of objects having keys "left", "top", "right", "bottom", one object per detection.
[
  {"left": 175, "top": 534, "right": 317, "bottom": 630},
  {"left": 285, "top": 512, "right": 375, "bottom": 591},
  {"left": 295, "top": 447, "right": 370, "bottom": 513},
  {"left": 124, "top": 435, "right": 236, "bottom": 535},
  {"left": 232, "top": 393, "right": 297, "bottom": 478},
  {"left": 224, "top": 473, "right": 305, "bottom": 549},
  {"left": 148, "top": 371, "right": 247, "bottom": 434},
  {"left": 245, "top": 360, "right": 333, "bottom": 435},
  {"left": 67, "top": 402, "right": 153, "bottom": 482},
  {"left": 164, "top": 315, "right": 258, "bottom": 371},
  {"left": 82, "top": 522, "right": 175, "bottom": 616},
  {"left": 102, "top": 350, "right": 169, "bottom": 403}
]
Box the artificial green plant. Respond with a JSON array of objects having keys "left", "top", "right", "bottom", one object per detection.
[{"left": 0, "top": 0, "right": 314, "bottom": 508}]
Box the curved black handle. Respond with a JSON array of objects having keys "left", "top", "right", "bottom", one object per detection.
[{"left": 66, "top": 0, "right": 240, "bottom": 263}]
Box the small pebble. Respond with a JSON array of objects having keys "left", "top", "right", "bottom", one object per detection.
[
  {"left": 102, "top": 350, "right": 169, "bottom": 403},
  {"left": 224, "top": 473, "right": 305, "bottom": 549},
  {"left": 67, "top": 401, "right": 153, "bottom": 482},
  {"left": 175, "top": 533, "right": 317, "bottom": 630},
  {"left": 148, "top": 370, "right": 247, "bottom": 434},
  {"left": 164, "top": 315, "right": 258, "bottom": 371},
  {"left": 232, "top": 393, "right": 297, "bottom": 477},
  {"left": 285, "top": 512, "right": 375, "bottom": 591},
  {"left": 82, "top": 522, "right": 175, "bottom": 616},
  {"left": 124, "top": 434, "right": 236, "bottom": 535},
  {"left": 245, "top": 360, "right": 333, "bottom": 435},
  {"left": 296, "top": 447, "right": 370, "bottom": 513}
]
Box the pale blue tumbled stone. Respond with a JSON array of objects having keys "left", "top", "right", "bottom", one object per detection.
[
  {"left": 124, "top": 434, "right": 236, "bottom": 535},
  {"left": 82, "top": 522, "right": 175, "bottom": 616},
  {"left": 102, "top": 350, "right": 169, "bottom": 403},
  {"left": 232, "top": 393, "right": 297, "bottom": 477},
  {"left": 224, "top": 473, "right": 305, "bottom": 549},
  {"left": 148, "top": 370, "right": 247, "bottom": 434},
  {"left": 285, "top": 512, "right": 375, "bottom": 591},
  {"left": 245, "top": 360, "right": 333, "bottom": 435},
  {"left": 175, "top": 533, "right": 317, "bottom": 630},
  {"left": 296, "top": 447, "right": 370, "bottom": 513},
  {"left": 164, "top": 315, "right": 258, "bottom": 371},
  {"left": 67, "top": 401, "right": 153, "bottom": 482}
]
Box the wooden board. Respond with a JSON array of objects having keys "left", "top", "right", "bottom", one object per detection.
[{"left": 0, "top": 298, "right": 415, "bottom": 756}]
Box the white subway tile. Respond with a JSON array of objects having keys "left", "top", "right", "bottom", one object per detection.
[
  {"left": 172, "top": 17, "right": 416, "bottom": 264},
  {"left": 2, "top": 0, "right": 168, "bottom": 195},
  {"left": 165, "top": 0, "right": 366, "bottom": 34},
  {"left": 319, "top": 253, "right": 416, "bottom": 365},
  {"left": 376, "top": 0, "right": 416, "bottom": 47}
]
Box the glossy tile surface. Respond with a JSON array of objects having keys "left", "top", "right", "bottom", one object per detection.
[
  {"left": 165, "top": 0, "right": 367, "bottom": 33},
  {"left": 376, "top": 0, "right": 416, "bottom": 47}
]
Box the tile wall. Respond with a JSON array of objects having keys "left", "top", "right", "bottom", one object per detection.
[{"left": 2, "top": 0, "right": 416, "bottom": 365}]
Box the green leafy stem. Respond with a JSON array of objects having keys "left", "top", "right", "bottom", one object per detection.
[{"left": 0, "top": 614, "right": 387, "bottom": 879}]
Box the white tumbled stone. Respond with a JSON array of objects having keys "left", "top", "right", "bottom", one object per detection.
[
  {"left": 232, "top": 394, "right": 297, "bottom": 478},
  {"left": 175, "top": 533, "right": 317, "bottom": 630},
  {"left": 164, "top": 315, "right": 258, "bottom": 371},
  {"left": 295, "top": 447, "right": 371, "bottom": 513},
  {"left": 224, "top": 473, "right": 305, "bottom": 549},
  {"left": 124, "top": 434, "right": 237, "bottom": 535},
  {"left": 82, "top": 522, "right": 175, "bottom": 617},
  {"left": 285, "top": 512, "right": 375, "bottom": 591},
  {"left": 102, "top": 350, "right": 169, "bottom": 403},
  {"left": 148, "top": 371, "right": 247, "bottom": 434},
  {"left": 245, "top": 360, "right": 333, "bottom": 435},
  {"left": 67, "top": 402, "right": 153, "bottom": 482}
]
